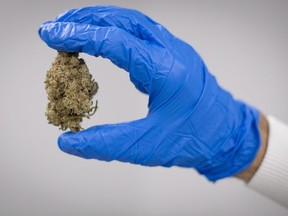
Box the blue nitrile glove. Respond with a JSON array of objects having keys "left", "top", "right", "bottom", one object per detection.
[{"left": 39, "top": 6, "right": 260, "bottom": 181}]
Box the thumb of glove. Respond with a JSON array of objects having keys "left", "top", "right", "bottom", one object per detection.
[{"left": 58, "top": 117, "right": 154, "bottom": 164}]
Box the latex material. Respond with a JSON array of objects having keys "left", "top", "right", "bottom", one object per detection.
[{"left": 39, "top": 6, "right": 261, "bottom": 181}]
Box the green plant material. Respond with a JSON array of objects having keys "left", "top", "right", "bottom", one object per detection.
[{"left": 45, "top": 52, "right": 98, "bottom": 132}]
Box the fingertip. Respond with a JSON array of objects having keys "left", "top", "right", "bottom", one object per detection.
[
  {"left": 38, "top": 22, "right": 83, "bottom": 52},
  {"left": 38, "top": 21, "right": 52, "bottom": 41},
  {"left": 57, "top": 130, "right": 98, "bottom": 159},
  {"left": 38, "top": 21, "right": 103, "bottom": 55},
  {"left": 57, "top": 131, "right": 74, "bottom": 152},
  {"left": 57, "top": 131, "right": 86, "bottom": 156},
  {"left": 38, "top": 22, "right": 64, "bottom": 49}
]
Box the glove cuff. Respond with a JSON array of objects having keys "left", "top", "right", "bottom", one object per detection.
[
  {"left": 192, "top": 72, "right": 261, "bottom": 181},
  {"left": 202, "top": 103, "right": 261, "bottom": 182}
]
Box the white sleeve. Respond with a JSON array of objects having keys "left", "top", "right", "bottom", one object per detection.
[{"left": 248, "top": 116, "right": 288, "bottom": 207}]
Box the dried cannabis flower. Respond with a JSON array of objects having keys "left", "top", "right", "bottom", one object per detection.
[{"left": 45, "top": 52, "right": 98, "bottom": 132}]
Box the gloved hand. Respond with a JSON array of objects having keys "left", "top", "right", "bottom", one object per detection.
[{"left": 39, "top": 5, "right": 260, "bottom": 181}]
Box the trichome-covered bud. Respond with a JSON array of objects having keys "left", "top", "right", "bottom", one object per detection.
[{"left": 45, "top": 52, "right": 98, "bottom": 132}]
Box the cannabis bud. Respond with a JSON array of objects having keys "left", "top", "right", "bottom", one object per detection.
[{"left": 45, "top": 52, "right": 98, "bottom": 132}]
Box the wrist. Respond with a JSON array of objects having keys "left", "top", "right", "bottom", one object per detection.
[{"left": 235, "top": 113, "right": 269, "bottom": 182}]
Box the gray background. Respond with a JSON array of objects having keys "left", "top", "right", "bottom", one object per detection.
[{"left": 1, "top": 0, "right": 288, "bottom": 215}]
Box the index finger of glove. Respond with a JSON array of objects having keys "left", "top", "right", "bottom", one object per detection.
[
  {"left": 39, "top": 21, "right": 159, "bottom": 93},
  {"left": 39, "top": 21, "right": 149, "bottom": 72},
  {"left": 54, "top": 5, "right": 170, "bottom": 45}
]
